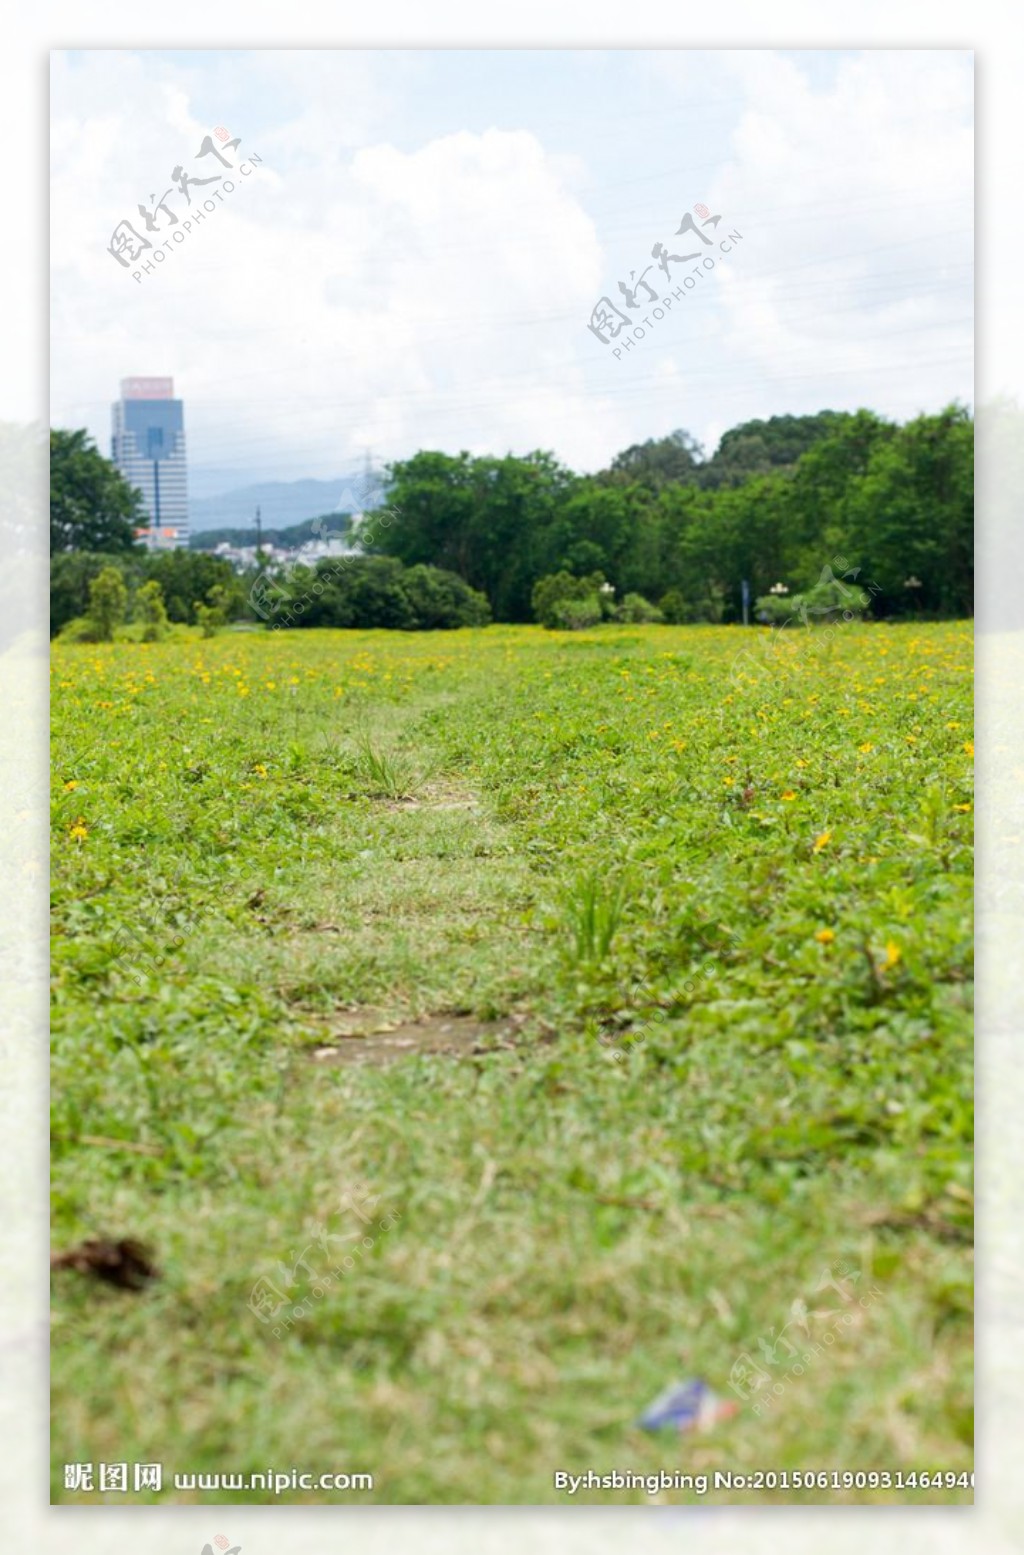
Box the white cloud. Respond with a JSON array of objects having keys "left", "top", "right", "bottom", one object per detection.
[
  {"left": 49, "top": 49, "right": 973, "bottom": 492},
  {"left": 701, "top": 50, "right": 973, "bottom": 423}
]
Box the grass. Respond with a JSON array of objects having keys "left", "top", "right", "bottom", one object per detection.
[
  {"left": 50, "top": 621, "right": 973, "bottom": 1504},
  {"left": 560, "top": 868, "right": 630, "bottom": 965},
  {"left": 351, "top": 733, "right": 423, "bottom": 801}
]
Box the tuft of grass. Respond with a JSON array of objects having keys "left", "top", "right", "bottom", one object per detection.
[
  {"left": 560, "top": 868, "right": 629, "bottom": 965},
  {"left": 352, "top": 735, "right": 420, "bottom": 800}
]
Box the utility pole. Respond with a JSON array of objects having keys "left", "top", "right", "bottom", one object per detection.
[{"left": 360, "top": 447, "right": 374, "bottom": 514}]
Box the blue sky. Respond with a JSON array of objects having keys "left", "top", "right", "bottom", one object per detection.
[{"left": 51, "top": 48, "right": 973, "bottom": 496}]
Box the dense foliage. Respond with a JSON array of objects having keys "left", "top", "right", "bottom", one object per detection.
[
  {"left": 50, "top": 549, "right": 243, "bottom": 636},
  {"left": 276, "top": 556, "right": 492, "bottom": 631},
  {"left": 51, "top": 404, "right": 973, "bottom": 633},
  {"left": 372, "top": 407, "right": 973, "bottom": 623},
  {"left": 50, "top": 429, "right": 145, "bottom": 554}
]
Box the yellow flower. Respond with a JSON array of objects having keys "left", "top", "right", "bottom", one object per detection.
[
  {"left": 946, "top": 721, "right": 961, "bottom": 730},
  {"left": 68, "top": 819, "right": 88, "bottom": 841},
  {"left": 781, "top": 790, "right": 797, "bottom": 802},
  {"left": 815, "top": 928, "right": 835, "bottom": 944},
  {"left": 813, "top": 830, "right": 832, "bottom": 853},
  {"left": 265, "top": 681, "right": 276, "bottom": 691},
  {"left": 795, "top": 759, "right": 807, "bottom": 769},
  {"left": 963, "top": 741, "right": 973, "bottom": 757},
  {"left": 63, "top": 779, "right": 78, "bottom": 791},
  {"left": 858, "top": 742, "right": 873, "bottom": 754},
  {"left": 953, "top": 802, "right": 972, "bottom": 813},
  {"left": 253, "top": 763, "right": 268, "bottom": 778},
  {"left": 882, "top": 940, "right": 902, "bottom": 971}
]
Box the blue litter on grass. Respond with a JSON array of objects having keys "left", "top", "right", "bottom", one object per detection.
[{"left": 637, "top": 1378, "right": 737, "bottom": 1433}]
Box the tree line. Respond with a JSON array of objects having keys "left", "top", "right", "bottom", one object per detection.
[
  {"left": 49, "top": 405, "right": 973, "bottom": 636},
  {"left": 373, "top": 406, "right": 973, "bottom": 623}
]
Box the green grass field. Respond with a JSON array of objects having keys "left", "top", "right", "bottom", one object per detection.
[{"left": 50, "top": 621, "right": 973, "bottom": 1505}]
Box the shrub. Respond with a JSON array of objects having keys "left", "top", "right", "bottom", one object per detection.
[
  {"left": 753, "top": 593, "right": 797, "bottom": 626},
  {"left": 400, "top": 564, "right": 492, "bottom": 629},
  {"left": 615, "top": 592, "right": 663, "bottom": 624},
  {"left": 57, "top": 614, "right": 104, "bottom": 643},
  {"left": 552, "top": 595, "right": 602, "bottom": 631},
  {"left": 532, "top": 570, "right": 608, "bottom": 629},
  {"left": 143, "top": 550, "right": 242, "bottom": 625},
  {"left": 49, "top": 550, "right": 241, "bottom": 637},
  {"left": 270, "top": 557, "right": 491, "bottom": 632},
  {"left": 659, "top": 585, "right": 724, "bottom": 624},
  {"left": 86, "top": 566, "right": 128, "bottom": 642},
  {"left": 195, "top": 584, "right": 231, "bottom": 638},
  {"left": 797, "top": 576, "right": 870, "bottom": 621},
  {"left": 755, "top": 576, "right": 869, "bottom": 627},
  {"left": 135, "top": 579, "right": 170, "bottom": 642}
]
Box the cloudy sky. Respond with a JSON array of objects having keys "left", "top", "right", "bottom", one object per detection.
[{"left": 50, "top": 48, "right": 973, "bottom": 497}]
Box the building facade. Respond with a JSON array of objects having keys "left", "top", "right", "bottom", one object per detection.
[{"left": 111, "top": 376, "right": 189, "bottom": 549}]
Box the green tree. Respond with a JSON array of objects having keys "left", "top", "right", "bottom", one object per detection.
[
  {"left": 86, "top": 565, "right": 128, "bottom": 641},
  {"left": 50, "top": 429, "right": 144, "bottom": 553},
  {"left": 547, "top": 479, "right": 657, "bottom": 593},
  {"left": 195, "top": 583, "right": 232, "bottom": 637},
  {"left": 604, "top": 429, "right": 704, "bottom": 491},
  {"left": 50, "top": 553, "right": 126, "bottom": 636},
  {"left": 785, "top": 409, "right": 895, "bottom": 570},
  {"left": 699, "top": 412, "right": 844, "bottom": 489},
  {"left": 374, "top": 450, "right": 575, "bottom": 621},
  {"left": 143, "top": 550, "right": 241, "bottom": 624},
  {"left": 841, "top": 404, "right": 973, "bottom": 616},
  {"left": 135, "top": 579, "right": 170, "bottom": 641}
]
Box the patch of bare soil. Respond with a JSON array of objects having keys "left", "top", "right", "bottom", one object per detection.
[
  {"left": 377, "top": 782, "right": 481, "bottom": 813},
  {"left": 309, "top": 1010, "right": 528, "bottom": 1067}
]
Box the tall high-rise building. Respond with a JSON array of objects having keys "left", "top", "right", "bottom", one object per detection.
[{"left": 111, "top": 377, "right": 189, "bottom": 549}]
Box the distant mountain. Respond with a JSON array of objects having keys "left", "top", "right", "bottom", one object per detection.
[
  {"left": 188, "top": 473, "right": 384, "bottom": 532},
  {"left": 187, "top": 467, "right": 267, "bottom": 501}
]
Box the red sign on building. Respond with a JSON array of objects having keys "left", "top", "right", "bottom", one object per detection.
[{"left": 121, "top": 377, "right": 174, "bottom": 400}]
